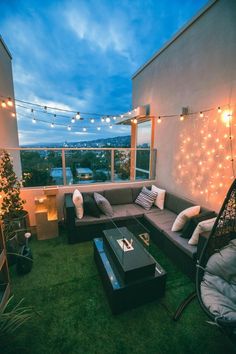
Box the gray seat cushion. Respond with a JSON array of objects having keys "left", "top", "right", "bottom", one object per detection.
[
  {"left": 161, "top": 224, "right": 197, "bottom": 259},
  {"left": 75, "top": 213, "right": 109, "bottom": 226},
  {"left": 104, "top": 188, "right": 133, "bottom": 205},
  {"left": 144, "top": 209, "right": 177, "bottom": 228},
  {"left": 144, "top": 210, "right": 197, "bottom": 258},
  {"left": 112, "top": 204, "right": 145, "bottom": 220}
]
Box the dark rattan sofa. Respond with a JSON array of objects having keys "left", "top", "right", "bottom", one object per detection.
[{"left": 64, "top": 185, "right": 214, "bottom": 279}]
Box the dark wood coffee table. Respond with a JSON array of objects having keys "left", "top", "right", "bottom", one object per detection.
[{"left": 93, "top": 226, "right": 166, "bottom": 314}]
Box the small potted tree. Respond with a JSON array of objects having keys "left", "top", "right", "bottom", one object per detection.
[{"left": 0, "top": 150, "right": 30, "bottom": 262}]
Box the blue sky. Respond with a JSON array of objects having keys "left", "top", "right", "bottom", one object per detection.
[{"left": 0, "top": 0, "right": 208, "bottom": 145}]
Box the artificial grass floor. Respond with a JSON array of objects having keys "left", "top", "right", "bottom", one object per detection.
[{"left": 3, "top": 231, "right": 235, "bottom": 354}]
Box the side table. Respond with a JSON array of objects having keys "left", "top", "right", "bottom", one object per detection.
[{"left": 35, "top": 187, "right": 59, "bottom": 240}]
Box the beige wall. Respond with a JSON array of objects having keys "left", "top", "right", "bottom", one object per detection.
[
  {"left": 132, "top": 0, "right": 236, "bottom": 212},
  {"left": 0, "top": 37, "right": 21, "bottom": 175}
]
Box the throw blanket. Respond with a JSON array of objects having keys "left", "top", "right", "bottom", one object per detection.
[{"left": 201, "top": 239, "right": 236, "bottom": 321}]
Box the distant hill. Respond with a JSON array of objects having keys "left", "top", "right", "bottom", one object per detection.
[{"left": 21, "top": 135, "right": 131, "bottom": 148}]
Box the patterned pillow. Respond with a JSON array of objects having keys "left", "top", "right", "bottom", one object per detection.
[
  {"left": 135, "top": 187, "right": 158, "bottom": 210},
  {"left": 94, "top": 192, "right": 113, "bottom": 217}
]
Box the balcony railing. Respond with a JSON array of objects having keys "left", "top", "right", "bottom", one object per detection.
[{"left": 5, "top": 148, "right": 157, "bottom": 188}]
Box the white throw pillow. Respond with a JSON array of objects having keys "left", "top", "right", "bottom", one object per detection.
[
  {"left": 151, "top": 185, "right": 166, "bottom": 210},
  {"left": 171, "top": 205, "right": 200, "bottom": 232},
  {"left": 72, "top": 189, "right": 84, "bottom": 219},
  {"left": 188, "top": 217, "right": 216, "bottom": 245}
]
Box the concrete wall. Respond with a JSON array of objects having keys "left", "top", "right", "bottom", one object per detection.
[
  {"left": 132, "top": 0, "right": 236, "bottom": 212},
  {"left": 0, "top": 37, "right": 21, "bottom": 175}
]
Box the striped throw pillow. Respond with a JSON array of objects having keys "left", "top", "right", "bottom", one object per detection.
[{"left": 135, "top": 187, "right": 158, "bottom": 210}]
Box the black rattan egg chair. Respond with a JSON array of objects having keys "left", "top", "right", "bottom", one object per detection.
[
  {"left": 175, "top": 179, "right": 236, "bottom": 343},
  {"left": 196, "top": 178, "right": 236, "bottom": 342}
]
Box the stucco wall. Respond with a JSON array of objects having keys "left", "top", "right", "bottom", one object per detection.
[
  {"left": 0, "top": 38, "right": 21, "bottom": 175},
  {"left": 132, "top": 0, "right": 236, "bottom": 211}
]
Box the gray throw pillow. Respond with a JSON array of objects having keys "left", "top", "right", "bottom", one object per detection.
[{"left": 94, "top": 192, "right": 114, "bottom": 217}]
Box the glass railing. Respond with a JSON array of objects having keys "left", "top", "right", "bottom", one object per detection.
[{"left": 4, "top": 148, "right": 157, "bottom": 187}]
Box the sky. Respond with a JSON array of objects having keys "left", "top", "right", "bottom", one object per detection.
[{"left": 0, "top": 0, "right": 209, "bottom": 145}]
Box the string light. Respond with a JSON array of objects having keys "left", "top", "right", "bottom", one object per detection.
[
  {"left": 158, "top": 116, "right": 162, "bottom": 124},
  {"left": 90, "top": 118, "right": 95, "bottom": 123},
  {"left": 133, "top": 118, "right": 138, "bottom": 124},
  {"left": 217, "top": 106, "right": 222, "bottom": 113},
  {"left": 76, "top": 112, "right": 81, "bottom": 120},
  {"left": 83, "top": 127, "right": 87, "bottom": 132},
  {"left": 71, "top": 117, "right": 75, "bottom": 123},
  {"left": 32, "top": 117, "right": 36, "bottom": 123},
  {"left": 97, "top": 127, "right": 101, "bottom": 131},
  {"left": 7, "top": 97, "right": 13, "bottom": 107},
  {"left": 109, "top": 125, "right": 113, "bottom": 129},
  {"left": 51, "top": 122, "right": 54, "bottom": 128},
  {"left": 180, "top": 114, "right": 184, "bottom": 121},
  {"left": 106, "top": 116, "right": 111, "bottom": 123},
  {"left": 11, "top": 112, "right": 16, "bottom": 117},
  {"left": 67, "top": 125, "right": 71, "bottom": 131},
  {"left": 1, "top": 101, "right": 6, "bottom": 108},
  {"left": 113, "top": 116, "right": 117, "bottom": 120},
  {"left": 199, "top": 111, "right": 204, "bottom": 117},
  {"left": 101, "top": 117, "right": 105, "bottom": 123}
]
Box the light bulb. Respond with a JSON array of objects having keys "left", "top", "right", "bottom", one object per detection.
[
  {"left": 133, "top": 118, "right": 138, "bottom": 124},
  {"left": 76, "top": 112, "right": 81, "bottom": 120},
  {"left": 83, "top": 127, "right": 87, "bottom": 132},
  {"left": 106, "top": 117, "right": 111, "bottom": 123},
  {"left": 113, "top": 116, "right": 116, "bottom": 120},
  {"left": 101, "top": 117, "right": 105, "bottom": 123},
  {"left": 109, "top": 125, "right": 112, "bottom": 129},
  {"left": 97, "top": 127, "right": 101, "bottom": 131},
  {"left": 128, "top": 111, "right": 131, "bottom": 115},
  {"left": 67, "top": 125, "right": 71, "bottom": 131},
  {"left": 51, "top": 122, "right": 54, "bottom": 128},
  {"left": 90, "top": 118, "right": 95, "bottom": 123},
  {"left": 1, "top": 101, "right": 6, "bottom": 108},
  {"left": 32, "top": 118, "right": 36, "bottom": 123},
  {"left": 217, "top": 106, "right": 221, "bottom": 113},
  {"left": 158, "top": 117, "right": 162, "bottom": 124},
  {"left": 11, "top": 112, "right": 16, "bottom": 117},
  {"left": 180, "top": 114, "right": 184, "bottom": 121},
  {"left": 71, "top": 117, "right": 75, "bottom": 123},
  {"left": 7, "top": 97, "right": 13, "bottom": 107},
  {"left": 121, "top": 115, "right": 124, "bottom": 118},
  {"left": 200, "top": 112, "right": 204, "bottom": 117}
]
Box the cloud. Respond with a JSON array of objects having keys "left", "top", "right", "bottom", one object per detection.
[{"left": 64, "top": 2, "right": 136, "bottom": 64}]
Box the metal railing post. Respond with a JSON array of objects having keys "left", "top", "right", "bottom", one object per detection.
[
  {"left": 62, "top": 149, "right": 67, "bottom": 185},
  {"left": 111, "top": 149, "right": 115, "bottom": 182}
]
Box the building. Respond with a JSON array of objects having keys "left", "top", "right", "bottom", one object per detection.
[
  {"left": 132, "top": 0, "right": 236, "bottom": 211},
  {"left": 76, "top": 167, "right": 93, "bottom": 181},
  {"left": 50, "top": 167, "right": 73, "bottom": 185},
  {"left": 0, "top": 36, "right": 21, "bottom": 176}
]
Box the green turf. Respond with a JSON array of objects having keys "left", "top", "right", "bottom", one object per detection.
[{"left": 2, "top": 232, "right": 235, "bottom": 354}]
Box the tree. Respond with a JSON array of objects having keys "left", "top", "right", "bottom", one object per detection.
[{"left": 0, "top": 150, "right": 25, "bottom": 219}]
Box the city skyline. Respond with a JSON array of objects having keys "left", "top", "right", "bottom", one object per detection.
[{"left": 0, "top": 0, "right": 208, "bottom": 145}]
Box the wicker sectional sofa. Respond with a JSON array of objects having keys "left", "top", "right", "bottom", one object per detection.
[{"left": 64, "top": 185, "right": 214, "bottom": 279}]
